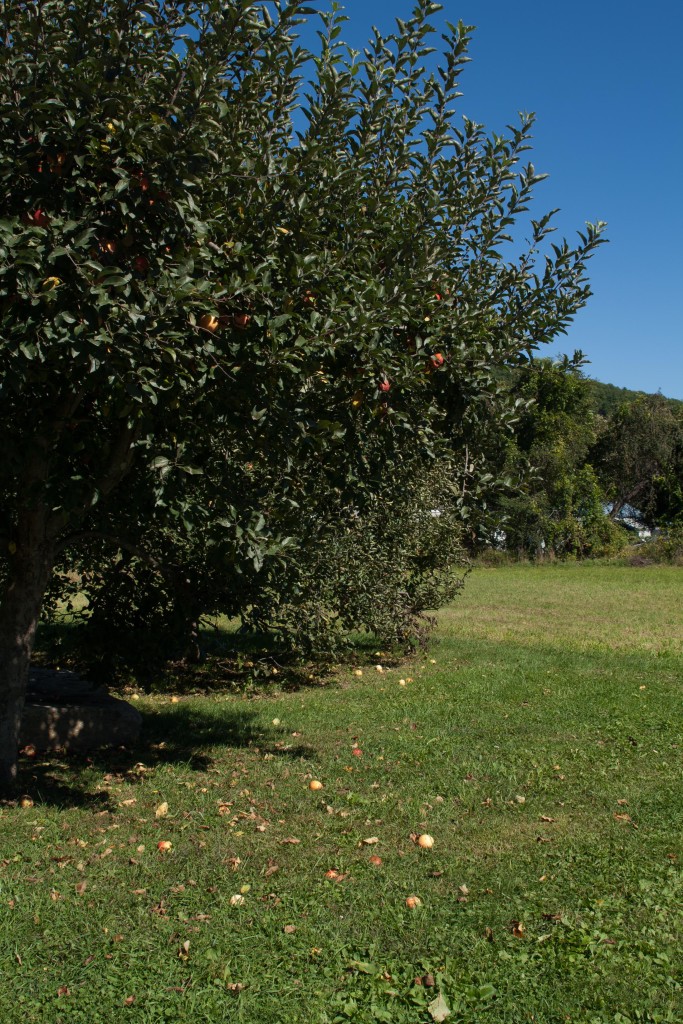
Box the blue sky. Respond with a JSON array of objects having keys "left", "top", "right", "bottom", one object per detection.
[{"left": 295, "top": 1, "right": 683, "bottom": 399}]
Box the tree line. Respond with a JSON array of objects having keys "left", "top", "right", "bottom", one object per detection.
[{"left": 479, "top": 354, "right": 683, "bottom": 560}]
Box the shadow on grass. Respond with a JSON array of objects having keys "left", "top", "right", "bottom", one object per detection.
[
  {"left": 34, "top": 619, "right": 336, "bottom": 694},
  {"left": 14, "top": 703, "right": 316, "bottom": 810},
  {"left": 34, "top": 614, "right": 413, "bottom": 696}
]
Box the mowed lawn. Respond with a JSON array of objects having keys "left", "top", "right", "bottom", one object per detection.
[{"left": 1, "top": 565, "right": 681, "bottom": 1023}]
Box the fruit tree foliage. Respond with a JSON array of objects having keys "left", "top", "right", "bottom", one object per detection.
[{"left": 0, "top": 0, "right": 604, "bottom": 788}]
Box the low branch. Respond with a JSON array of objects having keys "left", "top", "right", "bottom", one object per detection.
[{"left": 56, "top": 530, "right": 162, "bottom": 571}]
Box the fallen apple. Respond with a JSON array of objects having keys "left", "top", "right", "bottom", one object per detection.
[
  {"left": 405, "top": 895, "right": 422, "bottom": 909},
  {"left": 417, "top": 834, "right": 434, "bottom": 850},
  {"left": 309, "top": 780, "right": 324, "bottom": 791},
  {"left": 157, "top": 840, "right": 172, "bottom": 852},
  {"left": 369, "top": 855, "right": 382, "bottom": 866}
]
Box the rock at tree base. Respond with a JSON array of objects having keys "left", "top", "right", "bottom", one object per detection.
[{"left": 20, "top": 668, "right": 142, "bottom": 752}]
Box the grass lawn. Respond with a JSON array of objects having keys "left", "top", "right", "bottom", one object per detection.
[{"left": 1, "top": 564, "right": 681, "bottom": 1023}]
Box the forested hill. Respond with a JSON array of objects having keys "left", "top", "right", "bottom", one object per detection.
[{"left": 588, "top": 379, "right": 683, "bottom": 417}]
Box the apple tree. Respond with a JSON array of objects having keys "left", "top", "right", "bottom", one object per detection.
[{"left": 0, "top": 0, "right": 604, "bottom": 791}]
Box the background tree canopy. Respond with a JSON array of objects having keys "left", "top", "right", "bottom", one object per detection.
[{"left": 0, "top": 0, "right": 605, "bottom": 791}]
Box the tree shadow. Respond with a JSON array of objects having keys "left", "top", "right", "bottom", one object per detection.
[
  {"left": 33, "top": 616, "right": 409, "bottom": 695},
  {"left": 13, "top": 703, "right": 316, "bottom": 809}
]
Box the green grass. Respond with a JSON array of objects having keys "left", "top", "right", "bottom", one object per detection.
[{"left": 1, "top": 564, "right": 682, "bottom": 1023}]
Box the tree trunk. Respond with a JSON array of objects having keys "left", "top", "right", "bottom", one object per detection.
[{"left": 0, "top": 513, "right": 54, "bottom": 796}]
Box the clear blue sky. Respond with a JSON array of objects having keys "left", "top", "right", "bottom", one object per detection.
[{"left": 296, "top": 1, "right": 683, "bottom": 399}]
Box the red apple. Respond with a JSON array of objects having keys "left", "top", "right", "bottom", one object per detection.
[
  {"left": 232, "top": 312, "right": 251, "bottom": 330},
  {"left": 199, "top": 314, "right": 219, "bottom": 332},
  {"left": 429, "top": 353, "right": 444, "bottom": 369},
  {"left": 48, "top": 152, "right": 66, "bottom": 175},
  {"left": 133, "top": 256, "right": 149, "bottom": 274},
  {"left": 24, "top": 209, "right": 50, "bottom": 228},
  {"left": 378, "top": 378, "right": 390, "bottom": 393}
]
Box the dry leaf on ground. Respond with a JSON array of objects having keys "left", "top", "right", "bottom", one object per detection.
[{"left": 428, "top": 991, "right": 451, "bottom": 1021}]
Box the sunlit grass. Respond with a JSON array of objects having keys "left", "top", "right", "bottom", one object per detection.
[{"left": 1, "top": 564, "right": 681, "bottom": 1023}]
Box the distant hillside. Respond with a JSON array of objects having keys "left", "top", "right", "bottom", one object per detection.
[{"left": 587, "top": 379, "right": 683, "bottom": 417}]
